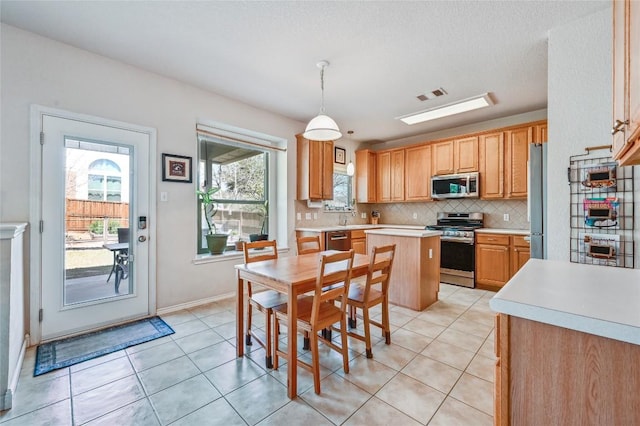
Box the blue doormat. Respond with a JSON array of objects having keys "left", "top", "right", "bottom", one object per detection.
[{"left": 34, "top": 316, "right": 174, "bottom": 376}]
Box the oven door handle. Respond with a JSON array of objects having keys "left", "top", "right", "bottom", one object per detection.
[{"left": 441, "top": 237, "right": 474, "bottom": 244}]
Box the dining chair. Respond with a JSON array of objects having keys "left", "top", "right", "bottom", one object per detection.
[
  {"left": 273, "top": 249, "right": 354, "bottom": 394},
  {"left": 346, "top": 244, "right": 396, "bottom": 359},
  {"left": 114, "top": 227, "right": 130, "bottom": 292},
  {"left": 296, "top": 235, "right": 321, "bottom": 255},
  {"left": 243, "top": 239, "right": 287, "bottom": 369}
]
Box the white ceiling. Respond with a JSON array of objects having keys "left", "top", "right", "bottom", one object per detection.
[{"left": 1, "top": 1, "right": 609, "bottom": 143}]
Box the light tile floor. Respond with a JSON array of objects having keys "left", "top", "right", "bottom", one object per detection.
[{"left": 0, "top": 284, "right": 496, "bottom": 425}]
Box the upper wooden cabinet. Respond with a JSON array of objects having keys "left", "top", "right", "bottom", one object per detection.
[
  {"left": 355, "top": 149, "right": 377, "bottom": 203},
  {"left": 479, "top": 132, "right": 504, "bottom": 199},
  {"left": 296, "top": 134, "right": 333, "bottom": 201},
  {"left": 612, "top": 0, "right": 640, "bottom": 165},
  {"left": 534, "top": 123, "right": 548, "bottom": 143},
  {"left": 405, "top": 145, "right": 432, "bottom": 201},
  {"left": 504, "top": 126, "right": 532, "bottom": 199},
  {"left": 377, "top": 149, "right": 405, "bottom": 202},
  {"left": 432, "top": 136, "right": 478, "bottom": 175}
]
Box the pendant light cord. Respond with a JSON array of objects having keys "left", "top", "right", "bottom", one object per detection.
[{"left": 319, "top": 65, "right": 326, "bottom": 114}]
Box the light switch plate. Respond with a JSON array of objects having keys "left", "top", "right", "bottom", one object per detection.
[
  {"left": 503, "top": 213, "right": 510, "bottom": 221},
  {"left": 361, "top": 212, "right": 367, "bottom": 219},
  {"left": 160, "top": 191, "right": 168, "bottom": 202},
  {"left": 305, "top": 213, "right": 311, "bottom": 220},
  {"left": 413, "top": 212, "right": 418, "bottom": 219},
  {"left": 313, "top": 213, "right": 318, "bottom": 220},
  {"left": 296, "top": 212, "right": 301, "bottom": 220}
]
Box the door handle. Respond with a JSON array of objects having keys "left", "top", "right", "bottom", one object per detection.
[{"left": 138, "top": 235, "right": 147, "bottom": 242}]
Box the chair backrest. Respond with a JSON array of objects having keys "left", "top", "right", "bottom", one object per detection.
[
  {"left": 243, "top": 239, "right": 278, "bottom": 264},
  {"left": 117, "top": 227, "right": 129, "bottom": 243},
  {"left": 296, "top": 235, "right": 321, "bottom": 255},
  {"left": 364, "top": 244, "right": 396, "bottom": 298},
  {"left": 311, "top": 249, "right": 354, "bottom": 326}
]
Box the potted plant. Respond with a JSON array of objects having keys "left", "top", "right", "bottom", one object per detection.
[
  {"left": 249, "top": 200, "right": 269, "bottom": 242},
  {"left": 197, "top": 187, "right": 229, "bottom": 254}
]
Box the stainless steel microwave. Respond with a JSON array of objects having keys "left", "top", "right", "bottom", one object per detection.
[{"left": 431, "top": 172, "right": 479, "bottom": 199}]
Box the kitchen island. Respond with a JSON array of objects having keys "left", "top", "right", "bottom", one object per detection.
[
  {"left": 490, "top": 259, "right": 640, "bottom": 425},
  {"left": 365, "top": 228, "right": 441, "bottom": 311}
]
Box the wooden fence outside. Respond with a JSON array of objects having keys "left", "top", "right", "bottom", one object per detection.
[{"left": 66, "top": 198, "right": 129, "bottom": 232}]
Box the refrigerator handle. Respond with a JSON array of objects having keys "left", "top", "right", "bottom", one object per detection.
[{"left": 527, "top": 159, "right": 531, "bottom": 222}]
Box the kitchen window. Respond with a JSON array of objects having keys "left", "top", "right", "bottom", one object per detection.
[{"left": 324, "top": 173, "right": 354, "bottom": 212}]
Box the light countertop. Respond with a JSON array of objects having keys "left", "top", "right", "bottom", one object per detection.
[
  {"left": 295, "top": 224, "right": 424, "bottom": 232},
  {"left": 490, "top": 259, "right": 640, "bottom": 345},
  {"left": 475, "top": 228, "right": 529, "bottom": 235},
  {"left": 365, "top": 228, "right": 442, "bottom": 238}
]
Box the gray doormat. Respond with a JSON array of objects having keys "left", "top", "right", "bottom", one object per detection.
[{"left": 34, "top": 316, "right": 174, "bottom": 376}]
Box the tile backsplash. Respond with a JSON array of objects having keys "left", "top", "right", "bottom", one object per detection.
[{"left": 295, "top": 199, "right": 529, "bottom": 229}]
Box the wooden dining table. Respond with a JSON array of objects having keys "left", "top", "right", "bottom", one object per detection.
[{"left": 235, "top": 250, "right": 371, "bottom": 399}]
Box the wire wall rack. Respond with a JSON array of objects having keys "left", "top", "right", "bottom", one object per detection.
[{"left": 568, "top": 153, "right": 634, "bottom": 268}]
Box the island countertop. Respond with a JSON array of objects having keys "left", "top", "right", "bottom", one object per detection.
[
  {"left": 490, "top": 259, "right": 640, "bottom": 345},
  {"left": 364, "top": 228, "right": 442, "bottom": 238}
]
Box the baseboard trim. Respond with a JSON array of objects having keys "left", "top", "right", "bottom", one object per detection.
[
  {"left": 1, "top": 336, "right": 27, "bottom": 411},
  {"left": 156, "top": 292, "right": 235, "bottom": 316}
]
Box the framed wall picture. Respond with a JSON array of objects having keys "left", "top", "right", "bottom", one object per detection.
[
  {"left": 162, "top": 153, "right": 192, "bottom": 183},
  {"left": 334, "top": 146, "right": 346, "bottom": 165}
]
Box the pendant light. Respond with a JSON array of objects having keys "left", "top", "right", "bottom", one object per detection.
[
  {"left": 346, "top": 130, "right": 355, "bottom": 176},
  {"left": 303, "top": 60, "right": 342, "bottom": 141}
]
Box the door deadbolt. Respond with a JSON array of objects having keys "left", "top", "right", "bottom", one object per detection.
[{"left": 138, "top": 235, "right": 147, "bottom": 242}]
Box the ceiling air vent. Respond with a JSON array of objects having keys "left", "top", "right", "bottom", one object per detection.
[{"left": 416, "top": 87, "right": 448, "bottom": 101}]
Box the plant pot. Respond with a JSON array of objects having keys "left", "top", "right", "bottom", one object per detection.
[
  {"left": 249, "top": 233, "right": 268, "bottom": 242},
  {"left": 206, "top": 234, "right": 229, "bottom": 255}
]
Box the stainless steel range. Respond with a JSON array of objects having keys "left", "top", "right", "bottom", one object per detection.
[{"left": 426, "top": 212, "right": 484, "bottom": 288}]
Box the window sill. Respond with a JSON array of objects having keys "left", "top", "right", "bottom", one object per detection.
[{"left": 193, "top": 247, "right": 290, "bottom": 265}]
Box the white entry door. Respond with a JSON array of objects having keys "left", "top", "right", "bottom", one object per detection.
[{"left": 35, "top": 109, "right": 155, "bottom": 341}]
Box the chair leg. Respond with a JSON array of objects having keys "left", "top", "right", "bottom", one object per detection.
[
  {"left": 339, "top": 316, "right": 350, "bottom": 374},
  {"left": 245, "top": 300, "right": 253, "bottom": 346},
  {"left": 273, "top": 315, "right": 280, "bottom": 370},
  {"left": 363, "top": 307, "right": 373, "bottom": 359},
  {"left": 303, "top": 331, "right": 310, "bottom": 350},
  {"left": 310, "top": 331, "right": 321, "bottom": 394},
  {"left": 264, "top": 310, "right": 273, "bottom": 369},
  {"left": 382, "top": 298, "right": 391, "bottom": 345},
  {"left": 348, "top": 305, "right": 357, "bottom": 329}
]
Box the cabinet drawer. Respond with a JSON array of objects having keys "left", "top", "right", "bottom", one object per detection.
[
  {"left": 476, "top": 234, "right": 510, "bottom": 245},
  {"left": 512, "top": 235, "right": 530, "bottom": 247},
  {"left": 351, "top": 229, "right": 367, "bottom": 239}
]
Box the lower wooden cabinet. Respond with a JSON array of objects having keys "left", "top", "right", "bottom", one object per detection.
[
  {"left": 475, "top": 232, "right": 530, "bottom": 289},
  {"left": 351, "top": 229, "right": 367, "bottom": 254},
  {"left": 495, "top": 313, "right": 640, "bottom": 425}
]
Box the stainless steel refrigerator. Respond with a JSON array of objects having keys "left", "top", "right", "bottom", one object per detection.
[{"left": 528, "top": 143, "right": 547, "bottom": 258}]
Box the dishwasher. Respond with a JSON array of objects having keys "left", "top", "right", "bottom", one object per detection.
[{"left": 325, "top": 230, "right": 351, "bottom": 251}]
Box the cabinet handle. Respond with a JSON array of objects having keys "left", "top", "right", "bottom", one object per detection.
[{"left": 611, "top": 119, "right": 629, "bottom": 135}]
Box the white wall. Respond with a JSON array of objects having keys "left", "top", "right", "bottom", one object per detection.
[
  {"left": 0, "top": 24, "right": 305, "bottom": 310},
  {"left": 548, "top": 6, "right": 639, "bottom": 265}
]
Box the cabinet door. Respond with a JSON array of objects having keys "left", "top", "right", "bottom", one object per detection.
[
  {"left": 377, "top": 151, "right": 391, "bottom": 202},
  {"left": 322, "top": 141, "right": 334, "bottom": 200},
  {"left": 352, "top": 239, "right": 366, "bottom": 255},
  {"left": 307, "top": 140, "right": 324, "bottom": 199},
  {"left": 455, "top": 136, "right": 479, "bottom": 172},
  {"left": 355, "top": 149, "right": 376, "bottom": 203},
  {"left": 505, "top": 127, "right": 532, "bottom": 199},
  {"left": 479, "top": 132, "right": 504, "bottom": 199},
  {"left": 432, "top": 140, "right": 455, "bottom": 175},
  {"left": 612, "top": 0, "right": 628, "bottom": 158},
  {"left": 511, "top": 246, "right": 530, "bottom": 276},
  {"left": 534, "top": 124, "right": 548, "bottom": 144},
  {"left": 391, "top": 150, "right": 405, "bottom": 201},
  {"left": 405, "top": 145, "right": 432, "bottom": 201},
  {"left": 476, "top": 243, "right": 510, "bottom": 287}
]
